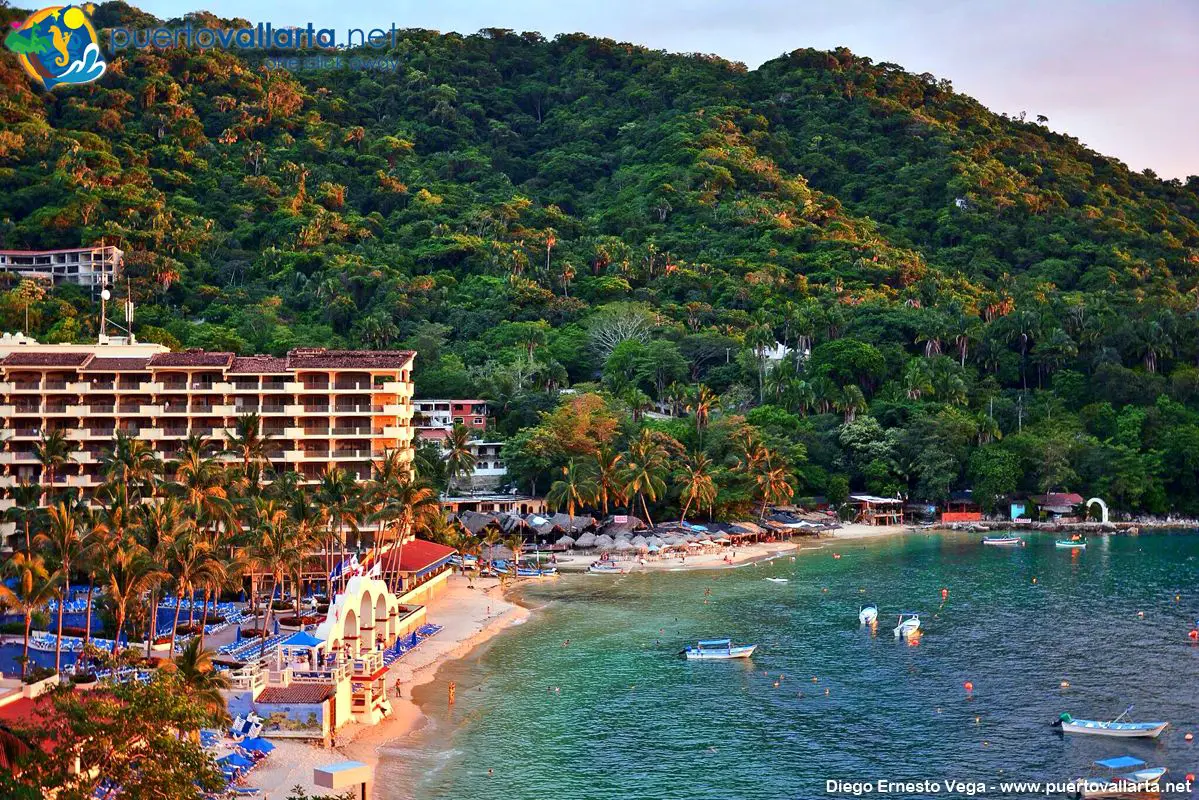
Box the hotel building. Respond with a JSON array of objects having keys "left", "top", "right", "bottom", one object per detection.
[
  {"left": 412, "top": 398, "right": 506, "bottom": 489},
  {"left": 0, "top": 245, "right": 123, "bottom": 296},
  {"left": 0, "top": 336, "right": 415, "bottom": 550}
]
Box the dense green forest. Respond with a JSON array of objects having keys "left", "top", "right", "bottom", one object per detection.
[{"left": 3, "top": 2, "right": 1199, "bottom": 517}]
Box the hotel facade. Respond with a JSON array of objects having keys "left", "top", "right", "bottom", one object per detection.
[
  {"left": 0, "top": 245, "right": 123, "bottom": 296},
  {"left": 0, "top": 336, "right": 415, "bottom": 550}
]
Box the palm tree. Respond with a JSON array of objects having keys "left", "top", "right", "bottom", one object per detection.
[
  {"left": 5, "top": 482, "right": 41, "bottom": 556},
  {"left": 166, "top": 638, "right": 232, "bottom": 724},
  {"left": 249, "top": 499, "right": 307, "bottom": 657},
  {"left": 482, "top": 529, "right": 502, "bottom": 573},
  {"left": 687, "top": 385, "right": 717, "bottom": 445},
  {"left": 0, "top": 554, "right": 60, "bottom": 678},
  {"left": 100, "top": 432, "right": 161, "bottom": 506},
  {"left": 504, "top": 533, "right": 524, "bottom": 569},
  {"left": 443, "top": 424, "right": 476, "bottom": 489},
  {"left": 591, "top": 448, "right": 624, "bottom": 517},
  {"left": 33, "top": 429, "right": 77, "bottom": 505},
  {"left": 316, "top": 466, "right": 363, "bottom": 594},
  {"left": 35, "top": 502, "right": 95, "bottom": 675},
  {"left": 225, "top": 413, "right": 271, "bottom": 476},
  {"left": 104, "top": 542, "right": 165, "bottom": 656},
  {"left": 546, "top": 460, "right": 596, "bottom": 517},
  {"left": 174, "top": 437, "right": 234, "bottom": 540},
  {"left": 676, "top": 453, "right": 717, "bottom": 523},
  {"left": 165, "top": 533, "right": 226, "bottom": 652},
  {"left": 621, "top": 430, "right": 669, "bottom": 527},
  {"left": 371, "top": 477, "right": 438, "bottom": 594},
  {"left": 755, "top": 460, "right": 795, "bottom": 521},
  {"left": 134, "top": 499, "right": 190, "bottom": 656}
]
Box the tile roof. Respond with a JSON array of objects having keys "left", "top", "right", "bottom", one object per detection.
[
  {"left": 256, "top": 684, "right": 336, "bottom": 705},
  {"left": 1, "top": 351, "right": 91, "bottom": 366},
  {"left": 382, "top": 538, "right": 457, "bottom": 574},
  {"left": 286, "top": 348, "right": 414, "bottom": 370},
  {"left": 82, "top": 357, "right": 149, "bottom": 371},
  {"left": 148, "top": 351, "right": 234, "bottom": 368},
  {"left": 230, "top": 356, "right": 290, "bottom": 374}
]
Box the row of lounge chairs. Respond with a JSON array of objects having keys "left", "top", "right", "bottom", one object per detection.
[{"left": 382, "top": 624, "right": 444, "bottom": 667}]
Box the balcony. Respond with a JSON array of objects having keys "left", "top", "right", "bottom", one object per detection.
[
  {"left": 0, "top": 405, "right": 15, "bottom": 416},
  {"left": 260, "top": 404, "right": 287, "bottom": 414},
  {"left": 381, "top": 426, "right": 408, "bottom": 438},
  {"left": 162, "top": 428, "right": 189, "bottom": 438},
  {"left": 43, "top": 381, "right": 68, "bottom": 391},
  {"left": 302, "top": 405, "right": 331, "bottom": 415},
  {"left": 212, "top": 405, "right": 236, "bottom": 416},
  {"left": 283, "top": 382, "right": 305, "bottom": 392},
  {"left": 11, "top": 383, "right": 41, "bottom": 393},
  {"left": 65, "top": 429, "right": 90, "bottom": 441},
  {"left": 375, "top": 404, "right": 405, "bottom": 415},
  {"left": 75, "top": 451, "right": 98, "bottom": 464},
  {"left": 231, "top": 382, "right": 259, "bottom": 393},
  {"left": 332, "top": 426, "right": 371, "bottom": 436},
  {"left": 335, "top": 404, "right": 371, "bottom": 414},
  {"left": 190, "top": 403, "right": 218, "bottom": 414},
  {"left": 0, "top": 381, "right": 14, "bottom": 393},
  {"left": 65, "top": 474, "right": 98, "bottom": 488},
  {"left": 141, "top": 404, "right": 166, "bottom": 415},
  {"left": 139, "top": 382, "right": 165, "bottom": 393},
  {"left": 65, "top": 404, "right": 89, "bottom": 415},
  {"left": 0, "top": 476, "right": 15, "bottom": 489},
  {"left": 262, "top": 382, "right": 288, "bottom": 393},
  {"left": 212, "top": 382, "right": 236, "bottom": 393},
  {"left": 283, "top": 427, "right": 307, "bottom": 438},
  {"left": 283, "top": 404, "right": 306, "bottom": 415},
  {"left": 233, "top": 404, "right": 260, "bottom": 415},
  {"left": 44, "top": 406, "right": 70, "bottom": 416},
  {"left": 66, "top": 381, "right": 90, "bottom": 393},
  {"left": 11, "top": 429, "right": 40, "bottom": 439},
  {"left": 333, "top": 448, "right": 372, "bottom": 459},
  {"left": 89, "top": 404, "right": 115, "bottom": 414},
  {"left": 281, "top": 450, "right": 306, "bottom": 463}
]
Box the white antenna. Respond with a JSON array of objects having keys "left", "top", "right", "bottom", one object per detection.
[{"left": 99, "top": 288, "right": 110, "bottom": 339}]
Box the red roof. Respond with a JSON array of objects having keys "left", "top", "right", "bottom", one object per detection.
[
  {"left": 83, "top": 357, "right": 149, "bottom": 371},
  {"left": 1, "top": 352, "right": 90, "bottom": 366},
  {"left": 286, "top": 348, "right": 414, "bottom": 370},
  {"left": 256, "top": 685, "right": 335, "bottom": 704},
  {"left": 1031, "top": 493, "right": 1085, "bottom": 506},
  {"left": 383, "top": 538, "right": 457, "bottom": 574},
  {"left": 149, "top": 351, "right": 234, "bottom": 368},
  {"left": 0, "top": 696, "right": 44, "bottom": 724},
  {"left": 230, "top": 356, "right": 289, "bottom": 374}
]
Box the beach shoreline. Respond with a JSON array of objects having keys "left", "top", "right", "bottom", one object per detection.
[{"left": 251, "top": 525, "right": 918, "bottom": 797}]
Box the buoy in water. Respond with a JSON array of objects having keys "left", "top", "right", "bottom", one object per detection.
[
  {"left": 1185, "top": 732, "right": 1194, "bottom": 742},
  {"left": 811, "top": 676, "right": 818, "bottom": 683},
  {"left": 941, "top": 588, "right": 949, "bottom": 601},
  {"left": 1060, "top": 680, "right": 1070, "bottom": 688},
  {"left": 824, "top": 688, "right": 830, "bottom": 696},
  {"left": 1032, "top": 576, "right": 1037, "bottom": 584},
  {"left": 1137, "top": 611, "right": 1145, "bottom": 618},
  {"left": 964, "top": 681, "right": 974, "bottom": 693},
  {"left": 833, "top": 553, "right": 841, "bottom": 559},
  {"left": 1189, "top": 629, "right": 1198, "bottom": 641}
]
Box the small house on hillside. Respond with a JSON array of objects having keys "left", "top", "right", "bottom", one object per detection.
[
  {"left": 1029, "top": 493, "right": 1085, "bottom": 522},
  {"left": 941, "top": 490, "right": 982, "bottom": 523}
]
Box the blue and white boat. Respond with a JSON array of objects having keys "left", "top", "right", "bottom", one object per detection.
[
  {"left": 982, "top": 534, "right": 1023, "bottom": 546},
  {"left": 588, "top": 561, "right": 624, "bottom": 574},
  {"left": 893, "top": 612, "right": 921, "bottom": 638},
  {"left": 859, "top": 605, "right": 878, "bottom": 626},
  {"left": 1055, "top": 539, "right": 1086, "bottom": 550},
  {"left": 1068, "top": 755, "right": 1167, "bottom": 799},
  {"left": 682, "top": 639, "right": 757, "bottom": 660},
  {"left": 1055, "top": 710, "right": 1168, "bottom": 738},
  {"left": 516, "top": 566, "right": 559, "bottom": 577}
]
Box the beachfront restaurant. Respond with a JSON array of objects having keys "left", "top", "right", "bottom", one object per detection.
[
  {"left": 847, "top": 494, "right": 904, "bottom": 525},
  {"left": 1029, "top": 492, "right": 1085, "bottom": 522}
]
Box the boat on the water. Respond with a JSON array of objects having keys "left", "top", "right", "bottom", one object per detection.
[
  {"left": 588, "top": 561, "right": 624, "bottom": 574},
  {"left": 681, "top": 639, "right": 757, "bottom": 660},
  {"left": 1067, "top": 755, "right": 1167, "bottom": 799},
  {"left": 1054, "top": 711, "right": 1168, "bottom": 738},
  {"left": 859, "top": 605, "right": 878, "bottom": 626},
  {"left": 516, "top": 566, "right": 559, "bottom": 577},
  {"left": 893, "top": 612, "right": 921, "bottom": 638},
  {"left": 982, "top": 534, "right": 1023, "bottom": 546},
  {"left": 765, "top": 577, "right": 788, "bottom": 584},
  {"left": 1056, "top": 539, "right": 1087, "bottom": 550}
]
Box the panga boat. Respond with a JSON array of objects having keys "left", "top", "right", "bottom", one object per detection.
[
  {"left": 1067, "top": 755, "right": 1167, "bottom": 799},
  {"left": 588, "top": 561, "right": 624, "bottom": 574},
  {"left": 681, "top": 639, "right": 757, "bottom": 660},
  {"left": 893, "top": 612, "right": 921, "bottom": 638},
  {"left": 1056, "top": 539, "right": 1087, "bottom": 550},
  {"left": 1055, "top": 711, "right": 1168, "bottom": 738},
  {"left": 859, "top": 605, "right": 878, "bottom": 626},
  {"left": 982, "top": 534, "right": 1023, "bottom": 546}
]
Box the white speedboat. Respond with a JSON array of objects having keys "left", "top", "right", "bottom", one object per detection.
[
  {"left": 893, "top": 612, "right": 921, "bottom": 638},
  {"left": 982, "top": 534, "right": 1023, "bottom": 546},
  {"left": 681, "top": 639, "right": 757, "bottom": 660},
  {"left": 859, "top": 605, "right": 878, "bottom": 626},
  {"left": 588, "top": 561, "right": 623, "bottom": 574},
  {"left": 765, "top": 577, "right": 789, "bottom": 584},
  {"left": 1055, "top": 539, "right": 1086, "bottom": 550},
  {"left": 1055, "top": 711, "right": 1168, "bottom": 738}
]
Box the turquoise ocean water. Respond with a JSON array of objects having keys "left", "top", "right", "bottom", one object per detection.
[{"left": 378, "top": 532, "right": 1199, "bottom": 799}]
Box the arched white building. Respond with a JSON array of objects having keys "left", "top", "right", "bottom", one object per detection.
[{"left": 314, "top": 575, "right": 405, "bottom": 657}]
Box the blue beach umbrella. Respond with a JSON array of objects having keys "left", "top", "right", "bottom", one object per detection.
[{"left": 242, "top": 737, "right": 275, "bottom": 754}]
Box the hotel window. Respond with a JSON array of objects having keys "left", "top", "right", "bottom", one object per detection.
[
  {"left": 473, "top": 418, "right": 483, "bottom": 425},
  {"left": 453, "top": 417, "right": 463, "bottom": 424}
]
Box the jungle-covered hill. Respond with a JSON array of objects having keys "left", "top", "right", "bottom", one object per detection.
[{"left": 3, "top": 2, "right": 1199, "bottom": 514}]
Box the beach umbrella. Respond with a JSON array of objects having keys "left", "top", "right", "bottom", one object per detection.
[
  {"left": 556, "top": 535, "right": 576, "bottom": 548},
  {"left": 575, "top": 532, "right": 597, "bottom": 549},
  {"left": 647, "top": 544, "right": 661, "bottom": 553},
  {"left": 614, "top": 539, "right": 634, "bottom": 551},
  {"left": 594, "top": 534, "right": 615, "bottom": 550},
  {"left": 630, "top": 535, "right": 649, "bottom": 548},
  {"left": 648, "top": 536, "right": 665, "bottom": 548},
  {"left": 218, "top": 753, "right": 254, "bottom": 769}
]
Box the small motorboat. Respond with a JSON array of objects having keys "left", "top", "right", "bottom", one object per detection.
[
  {"left": 588, "top": 561, "right": 623, "bottom": 574},
  {"left": 1056, "top": 539, "right": 1086, "bottom": 550},
  {"left": 1054, "top": 710, "right": 1168, "bottom": 738},
  {"left": 893, "top": 612, "right": 920, "bottom": 638},
  {"left": 982, "top": 534, "right": 1023, "bottom": 546},
  {"left": 516, "top": 566, "right": 559, "bottom": 577},
  {"left": 765, "top": 577, "right": 789, "bottom": 584},
  {"left": 1067, "top": 755, "right": 1167, "bottom": 799},
  {"left": 681, "top": 639, "right": 757, "bottom": 660},
  {"left": 859, "top": 605, "right": 878, "bottom": 626}
]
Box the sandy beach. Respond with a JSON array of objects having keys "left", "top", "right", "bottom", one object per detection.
[
  {"left": 250, "top": 526, "right": 916, "bottom": 797},
  {"left": 250, "top": 574, "right": 528, "bottom": 799}
]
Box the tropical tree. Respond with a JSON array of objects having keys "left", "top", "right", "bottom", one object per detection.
[
  {"left": 104, "top": 543, "right": 165, "bottom": 656},
  {"left": 35, "top": 503, "right": 95, "bottom": 674},
  {"left": 316, "top": 466, "right": 362, "bottom": 594},
  {"left": 443, "top": 424, "right": 476, "bottom": 489},
  {"left": 248, "top": 499, "right": 307, "bottom": 657},
  {"left": 676, "top": 452, "right": 717, "bottom": 523},
  {"left": 687, "top": 384, "right": 718, "bottom": 445},
  {"left": 165, "top": 638, "right": 232, "bottom": 724},
  {"left": 33, "top": 430, "right": 77, "bottom": 505},
  {"left": 225, "top": 413, "right": 271, "bottom": 475},
  {"left": 370, "top": 477, "right": 438, "bottom": 594},
  {"left": 5, "top": 483, "right": 41, "bottom": 557},
  {"left": 165, "top": 533, "right": 226, "bottom": 652},
  {"left": 134, "top": 499, "right": 191, "bottom": 656},
  {"left": 100, "top": 432, "right": 161, "bottom": 506},
  {"left": 0, "top": 554, "right": 59, "bottom": 678},
  {"left": 621, "top": 430, "right": 670, "bottom": 526},
  {"left": 590, "top": 448, "right": 624, "bottom": 516},
  {"left": 546, "top": 460, "right": 596, "bottom": 517}
]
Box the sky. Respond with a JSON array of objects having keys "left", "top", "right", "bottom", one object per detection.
[{"left": 138, "top": 0, "right": 1199, "bottom": 179}]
